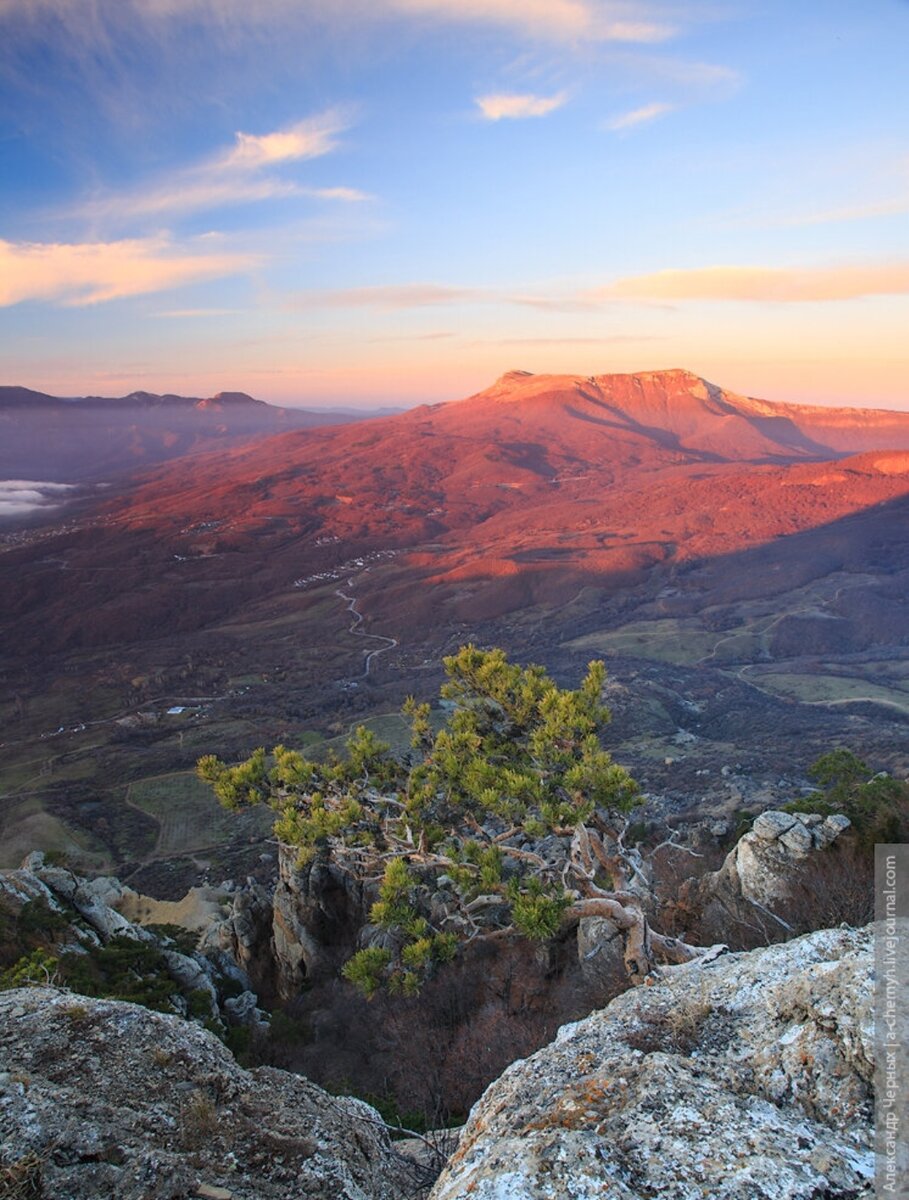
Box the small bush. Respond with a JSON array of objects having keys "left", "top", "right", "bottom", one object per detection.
[
  {"left": 342, "top": 947, "right": 392, "bottom": 998},
  {"left": 624, "top": 1000, "right": 714, "bottom": 1056},
  {"left": 0, "top": 949, "right": 60, "bottom": 990}
]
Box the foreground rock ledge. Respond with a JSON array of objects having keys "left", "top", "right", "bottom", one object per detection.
[
  {"left": 430, "top": 926, "right": 874, "bottom": 1200},
  {"left": 0, "top": 988, "right": 416, "bottom": 1200}
]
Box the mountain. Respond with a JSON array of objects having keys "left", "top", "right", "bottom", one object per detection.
[
  {"left": 1, "top": 368, "right": 908, "bottom": 877},
  {"left": 89, "top": 367, "right": 909, "bottom": 615},
  {"left": 0, "top": 385, "right": 380, "bottom": 486},
  {"left": 465, "top": 368, "right": 909, "bottom": 458},
  {"left": 5, "top": 368, "right": 909, "bottom": 650}
]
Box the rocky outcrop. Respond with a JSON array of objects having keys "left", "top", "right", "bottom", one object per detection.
[
  {"left": 728, "top": 811, "right": 852, "bottom": 907},
  {"left": 431, "top": 925, "right": 874, "bottom": 1200},
  {"left": 9, "top": 853, "right": 151, "bottom": 944},
  {"left": 270, "top": 846, "right": 370, "bottom": 998},
  {"left": 0, "top": 855, "right": 259, "bottom": 1025},
  {"left": 679, "top": 810, "right": 852, "bottom": 938},
  {"left": 0, "top": 987, "right": 418, "bottom": 1200},
  {"left": 199, "top": 879, "right": 275, "bottom": 999}
]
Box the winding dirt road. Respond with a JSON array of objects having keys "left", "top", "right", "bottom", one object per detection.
[{"left": 335, "top": 586, "right": 398, "bottom": 678}]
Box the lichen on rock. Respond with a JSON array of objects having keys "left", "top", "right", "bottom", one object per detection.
[
  {"left": 430, "top": 925, "right": 874, "bottom": 1200},
  {"left": 0, "top": 987, "right": 418, "bottom": 1200}
]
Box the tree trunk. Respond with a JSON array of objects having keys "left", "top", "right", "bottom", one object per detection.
[{"left": 569, "top": 897, "right": 712, "bottom": 985}]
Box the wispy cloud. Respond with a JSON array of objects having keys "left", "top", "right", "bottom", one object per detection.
[
  {"left": 476, "top": 91, "right": 567, "bottom": 120},
  {"left": 388, "top": 0, "right": 675, "bottom": 44},
  {"left": 286, "top": 282, "right": 598, "bottom": 310},
  {"left": 70, "top": 110, "right": 360, "bottom": 227},
  {"left": 369, "top": 330, "right": 456, "bottom": 342},
  {"left": 286, "top": 280, "right": 633, "bottom": 312},
  {"left": 488, "top": 334, "right": 665, "bottom": 345},
  {"left": 0, "top": 236, "right": 259, "bottom": 307},
  {"left": 0, "top": 0, "right": 679, "bottom": 54},
  {"left": 725, "top": 195, "right": 909, "bottom": 231},
  {"left": 318, "top": 262, "right": 909, "bottom": 315},
  {"left": 642, "top": 57, "right": 741, "bottom": 91},
  {"left": 77, "top": 179, "right": 370, "bottom": 224},
  {"left": 606, "top": 100, "right": 674, "bottom": 131},
  {"left": 593, "top": 262, "right": 909, "bottom": 303},
  {"left": 217, "top": 111, "right": 349, "bottom": 170},
  {"left": 287, "top": 283, "right": 488, "bottom": 309},
  {"left": 509, "top": 293, "right": 599, "bottom": 312},
  {"left": 152, "top": 308, "right": 244, "bottom": 318},
  {"left": 310, "top": 186, "right": 372, "bottom": 203}
]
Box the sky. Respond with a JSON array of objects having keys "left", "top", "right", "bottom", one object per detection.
[{"left": 1, "top": 0, "right": 908, "bottom": 411}]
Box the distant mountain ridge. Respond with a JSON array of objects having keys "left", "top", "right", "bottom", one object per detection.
[
  {"left": 0, "top": 385, "right": 381, "bottom": 485},
  {"left": 3, "top": 387, "right": 278, "bottom": 410}
]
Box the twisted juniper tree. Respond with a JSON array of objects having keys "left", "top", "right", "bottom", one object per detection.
[{"left": 198, "top": 646, "right": 713, "bottom": 995}]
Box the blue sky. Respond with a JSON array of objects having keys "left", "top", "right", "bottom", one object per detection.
[{"left": 1, "top": 0, "right": 908, "bottom": 409}]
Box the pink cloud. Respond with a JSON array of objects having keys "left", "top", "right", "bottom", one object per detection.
[
  {"left": 0, "top": 236, "right": 259, "bottom": 306},
  {"left": 476, "top": 91, "right": 567, "bottom": 120},
  {"left": 220, "top": 111, "right": 349, "bottom": 170},
  {"left": 595, "top": 262, "right": 909, "bottom": 303}
]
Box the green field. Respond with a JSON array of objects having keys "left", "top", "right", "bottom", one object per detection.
[
  {"left": 126, "top": 771, "right": 271, "bottom": 858},
  {"left": 744, "top": 672, "right": 909, "bottom": 712},
  {"left": 566, "top": 618, "right": 727, "bottom": 665}
]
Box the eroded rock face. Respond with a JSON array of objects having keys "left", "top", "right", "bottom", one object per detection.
[
  {"left": 0, "top": 987, "right": 417, "bottom": 1200},
  {"left": 199, "top": 879, "right": 275, "bottom": 998},
  {"left": 733, "top": 811, "right": 852, "bottom": 905},
  {"left": 680, "top": 810, "right": 853, "bottom": 939},
  {"left": 431, "top": 925, "right": 874, "bottom": 1200},
  {"left": 271, "top": 846, "right": 370, "bottom": 998}
]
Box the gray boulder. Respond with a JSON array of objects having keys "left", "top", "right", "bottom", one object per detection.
[
  {"left": 431, "top": 925, "right": 874, "bottom": 1200},
  {"left": 223, "top": 990, "right": 269, "bottom": 1029},
  {"left": 701, "top": 809, "right": 852, "bottom": 913},
  {"left": 0, "top": 987, "right": 417, "bottom": 1200}
]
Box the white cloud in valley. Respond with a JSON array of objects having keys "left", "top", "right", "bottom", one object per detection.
[{"left": 0, "top": 480, "right": 75, "bottom": 517}]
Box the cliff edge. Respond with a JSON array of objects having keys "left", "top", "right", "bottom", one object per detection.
[
  {"left": 0, "top": 987, "right": 417, "bottom": 1199},
  {"left": 431, "top": 925, "right": 874, "bottom": 1200}
]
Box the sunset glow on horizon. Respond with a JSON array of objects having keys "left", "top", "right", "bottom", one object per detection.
[{"left": 2, "top": 1, "right": 908, "bottom": 411}]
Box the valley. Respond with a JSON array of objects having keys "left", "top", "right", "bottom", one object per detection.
[{"left": 1, "top": 369, "right": 908, "bottom": 886}]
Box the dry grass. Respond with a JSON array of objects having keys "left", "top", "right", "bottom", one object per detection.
[
  {"left": 0, "top": 1154, "right": 44, "bottom": 1200},
  {"left": 180, "top": 1090, "right": 219, "bottom": 1150},
  {"left": 624, "top": 992, "right": 715, "bottom": 1057}
]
